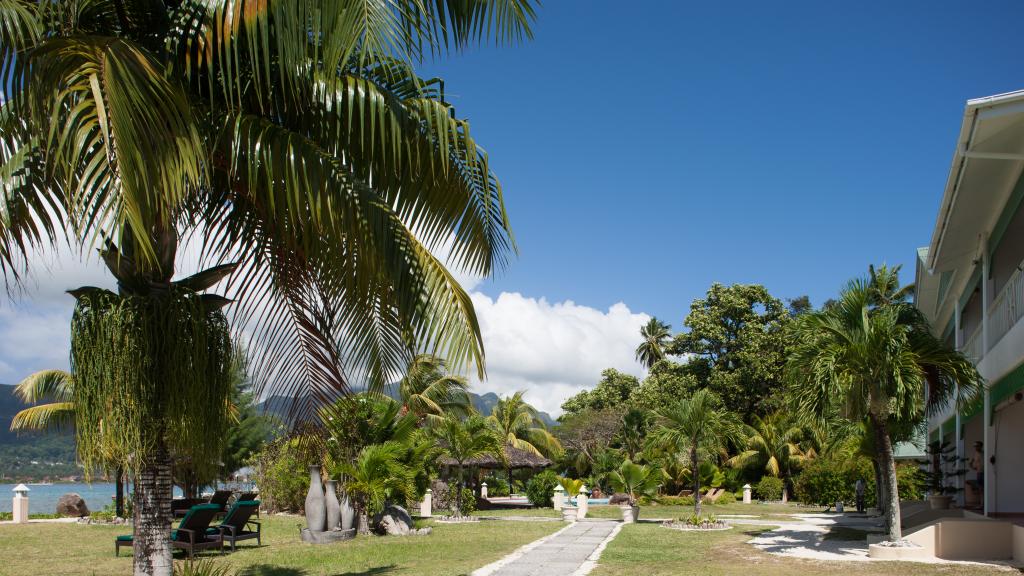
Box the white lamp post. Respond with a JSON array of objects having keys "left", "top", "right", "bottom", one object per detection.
[{"left": 12, "top": 484, "right": 30, "bottom": 524}]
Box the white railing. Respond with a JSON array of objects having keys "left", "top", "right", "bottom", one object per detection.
[
  {"left": 963, "top": 325, "right": 984, "bottom": 363},
  {"left": 988, "top": 263, "right": 1024, "bottom": 350}
]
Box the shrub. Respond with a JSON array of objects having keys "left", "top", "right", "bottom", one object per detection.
[
  {"left": 251, "top": 438, "right": 308, "bottom": 513},
  {"left": 896, "top": 462, "right": 926, "bottom": 501},
  {"left": 716, "top": 490, "right": 736, "bottom": 505},
  {"left": 794, "top": 460, "right": 849, "bottom": 506},
  {"left": 174, "top": 559, "right": 237, "bottom": 576},
  {"left": 526, "top": 470, "right": 559, "bottom": 507},
  {"left": 458, "top": 487, "right": 476, "bottom": 515},
  {"left": 655, "top": 495, "right": 695, "bottom": 506},
  {"left": 755, "top": 476, "right": 784, "bottom": 501},
  {"left": 483, "top": 476, "right": 510, "bottom": 497}
]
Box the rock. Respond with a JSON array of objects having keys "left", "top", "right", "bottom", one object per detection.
[
  {"left": 56, "top": 493, "right": 90, "bottom": 517},
  {"left": 609, "top": 493, "right": 631, "bottom": 505},
  {"left": 414, "top": 527, "right": 431, "bottom": 536},
  {"left": 373, "top": 504, "right": 414, "bottom": 536}
]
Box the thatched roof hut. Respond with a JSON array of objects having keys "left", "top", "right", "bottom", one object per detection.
[{"left": 438, "top": 444, "right": 552, "bottom": 470}]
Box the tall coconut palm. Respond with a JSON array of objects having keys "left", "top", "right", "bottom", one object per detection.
[
  {"left": 785, "top": 265, "right": 981, "bottom": 541},
  {"left": 635, "top": 317, "right": 672, "bottom": 369},
  {"left": 432, "top": 415, "right": 503, "bottom": 516},
  {"left": 0, "top": 2, "right": 534, "bottom": 574},
  {"left": 397, "top": 354, "right": 471, "bottom": 426},
  {"left": 649, "top": 389, "right": 742, "bottom": 516},
  {"left": 727, "top": 413, "right": 807, "bottom": 497},
  {"left": 487, "top": 391, "right": 560, "bottom": 488}
]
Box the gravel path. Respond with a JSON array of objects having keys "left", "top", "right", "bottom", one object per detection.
[{"left": 473, "top": 520, "right": 621, "bottom": 576}]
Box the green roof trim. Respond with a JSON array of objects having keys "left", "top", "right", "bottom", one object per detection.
[{"left": 990, "top": 359, "right": 1024, "bottom": 414}]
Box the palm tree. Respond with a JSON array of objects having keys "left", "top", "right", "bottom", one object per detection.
[
  {"left": 487, "top": 391, "right": 561, "bottom": 488},
  {"left": 0, "top": 2, "right": 534, "bottom": 573},
  {"left": 397, "top": 355, "right": 472, "bottom": 426},
  {"left": 727, "top": 413, "right": 807, "bottom": 498},
  {"left": 608, "top": 459, "right": 661, "bottom": 507},
  {"left": 337, "top": 442, "right": 415, "bottom": 535},
  {"left": 649, "top": 389, "right": 742, "bottom": 516},
  {"left": 10, "top": 370, "right": 75, "bottom": 433},
  {"left": 786, "top": 265, "right": 981, "bottom": 541},
  {"left": 433, "top": 415, "right": 503, "bottom": 516},
  {"left": 635, "top": 317, "right": 672, "bottom": 369}
]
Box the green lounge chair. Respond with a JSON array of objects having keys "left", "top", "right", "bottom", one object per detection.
[
  {"left": 208, "top": 490, "right": 233, "bottom": 512},
  {"left": 215, "top": 500, "right": 262, "bottom": 551},
  {"left": 116, "top": 503, "right": 224, "bottom": 558}
]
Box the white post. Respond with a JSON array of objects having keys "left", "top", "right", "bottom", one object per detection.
[
  {"left": 12, "top": 484, "right": 29, "bottom": 524},
  {"left": 420, "top": 489, "right": 432, "bottom": 518},
  {"left": 982, "top": 236, "right": 994, "bottom": 517},
  {"left": 742, "top": 484, "right": 752, "bottom": 504},
  {"left": 955, "top": 304, "right": 964, "bottom": 506},
  {"left": 576, "top": 486, "right": 589, "bottom": 520},
  {"left": 553, "top": 485, "right": 565, "bottom": 510},
  {"left": 481, "top": 482, "right": 488, "bottom": 499}
]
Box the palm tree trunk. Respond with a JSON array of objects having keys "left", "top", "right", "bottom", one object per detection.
[
  {"left": 872, "top": 458, "right": 884, "bottom": 514},
  {"left": 871, "top": 414, "right": 901, "bottom": 541},
  {"left": 456, "top": 464, "right": 464, "bottom": 516},
  {"left": 692, "top": 446, "right": 701, "bottom": 517},
  {"left": 133, "top": 438, "right": 174, "bottom": 576},
  {"left": 116, "top": 467, "right": 125, "bottom": 518}
]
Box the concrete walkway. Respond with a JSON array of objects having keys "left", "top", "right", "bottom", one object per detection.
[{"left": 474, "top": 520, "right": 621, "bottom": 576}]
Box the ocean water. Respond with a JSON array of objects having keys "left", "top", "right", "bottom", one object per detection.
[{"left": 0, "top": 483, "right": 186, "bottom": 515}]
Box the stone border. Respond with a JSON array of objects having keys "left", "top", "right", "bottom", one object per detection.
[{"left": 660, "top": 521, "right": 733, "bottom": 532}]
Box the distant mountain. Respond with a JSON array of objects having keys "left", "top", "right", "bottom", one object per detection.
[
  {"left": 260, "top": 388, "right": 557, "bottom": 428},
  {"left": 0, "top": 384, "right": 80, "bottom": 481}
]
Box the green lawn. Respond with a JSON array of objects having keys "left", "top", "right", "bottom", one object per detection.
[
  {"left": 0, "top": 515, "right": 562, "bottom": 576},
  {"left": 475, "top": 501, "right": 823, "bottom": 520},
  {"left": 590, "top": 523, "right": 1011, "bottom": 576}
]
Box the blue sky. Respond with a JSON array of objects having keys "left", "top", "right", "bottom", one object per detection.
[
  {"left": 424, "top": 0, "right": 1024, "bottom": 325},
  {"left": 3, "top": 2, "right": 1024, "bottom": 413}
]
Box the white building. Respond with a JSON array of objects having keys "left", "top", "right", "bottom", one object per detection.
[{"left": 915, "top": 89, "right": 1024, "bottom": 519}]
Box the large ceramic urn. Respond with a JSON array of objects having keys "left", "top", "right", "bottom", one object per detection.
[
  {"left": 325, "top": 479, "right": 341, "bottom": 530},
  {"left": 340, "top": 490, "right": 356, "bottom": 530},
  {"left": 305, "top": 465, "right": 326, "bottom": 533}
]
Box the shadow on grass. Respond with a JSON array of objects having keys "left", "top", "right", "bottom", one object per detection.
[{"left": 239, "top": 565, "right": 397, "bottom": 576}]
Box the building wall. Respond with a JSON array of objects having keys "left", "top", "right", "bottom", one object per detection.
[
  {"left": 994, "top": 398, "right": 1024, "bottom": 513},
  {"left": 991, "top": 200, "right": 1024, "bottom": 295}
]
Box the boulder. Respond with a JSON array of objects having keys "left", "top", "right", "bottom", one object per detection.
[
  {"left": 609, "top": 493, "right": 631, "bottom": 505},
  {"left": 56, "top": 493, "right": 90, "bottom": 517},
  {"left": 373, "top": 504, "right": 414, "bottom": 536}
]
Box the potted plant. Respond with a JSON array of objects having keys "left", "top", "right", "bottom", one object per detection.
[
  {"left": 609, "top": 460, "right": 661, "bottom": 523},
  {"left": 925, "top": 440, "right": 962, "bottom": 510}
]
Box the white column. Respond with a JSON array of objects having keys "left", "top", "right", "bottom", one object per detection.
[
  {"left": 481, "top": 482, "right": 488, "bottom": 499},
  {"left": 552, "top": 485, "right": 564, "bottom": 510},
  {"left": 742, "top": 484, "right": 752, "bottom": 504},
  {"left": 954, "top": 305, "right": 964, "bottom": 505},
  {"left": 576, "top": 486, "right": 589, "bottom": 520},
  {"left": 420, "top": 489, "right": 432, "bottom": 518},
  {"left": 982, "top": 236, "right": 994, "bottom": 516},
  {"left": 12, "top": 484, "right": 29, "bottom": 524}
]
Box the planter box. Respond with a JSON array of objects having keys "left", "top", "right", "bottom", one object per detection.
[
  {"left": 620, "top": 505, "right": 639, "bottom": 523},
  {"left": 561, "top": 507, "right": 579, "bottom": 522}
]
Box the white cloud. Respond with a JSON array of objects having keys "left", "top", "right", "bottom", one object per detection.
[
  {"left": 466, "top": 292, "right": 649, "bottom": 416},
  {"left": 0, "top": 243, "right": 651, "bottom": 417}
]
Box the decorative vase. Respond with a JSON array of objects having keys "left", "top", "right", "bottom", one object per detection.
[
  {"left": 325, "top": 480, "right": 341, "bottom": 530},
  {"left": 305, "top": 465, "right": 326, "bottom": 533},
  {"left": 340, "top": 490, "right": 356, "bottom": 531}
]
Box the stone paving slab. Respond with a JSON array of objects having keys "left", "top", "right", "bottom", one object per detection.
[{"left": 486, "top": 521, "right": 620, "bottom": 576}]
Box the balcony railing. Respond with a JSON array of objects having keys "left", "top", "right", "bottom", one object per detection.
[
  {"left": 963, "top": 325, "right": 983, "bottom": 362},
  {"left": 988, "top": 263, "right": 1024, "bottom": 350}
]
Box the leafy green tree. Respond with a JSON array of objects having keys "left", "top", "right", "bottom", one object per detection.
[
  {"left": 432, "top": 415, "right": 503, "bottom": 516},
  {"left": 668, "top": 284, "right": 790, "bottom": 421},
  {"left": 786, "top": 265, "right": 981, "bottom": 541},
  {"left": 561, "top": 369, "right": 639, "bottom": 416},
  {"left": 397, "top": 354, "right": 471, "bottom": 426},
  {"left": 219, "top": 369, "right": 277, "bottom": 481},
  {"left": 616, "top": 408, "right": 649, "bottom": 461},
  {"left": 555, "top": 407, "right": 624, "bottom": 476},
  {"left": 488, "top": 391, "right": 560, "bottom": 489},
  {"left": 649, "top": 389, "right": 742, "bottom": 516},
  {"left": 630, "top": 360, "right": 699, "bottom": 412},
  {"left": 635, "top": 317, "right": 672, "bottom": 369},
  {"left": 1, "top": 1, "right": 532, "bottom": 573}
]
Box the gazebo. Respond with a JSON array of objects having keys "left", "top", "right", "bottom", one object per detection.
[{"left": 438, "top": 444, "right": 552, "bottom": 497}]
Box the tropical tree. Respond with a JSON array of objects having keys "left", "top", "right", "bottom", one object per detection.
[
  {"left": 9, "top": 370, "right": 75, "bottom": 433},
  {"left": 609, "top": 459, "right": 661, "bottom": 506},
  {"left": 635, "top": 317, "right": 671, "bottom": 369},
  {"left": 336, "top": 442, "right": 415, "bottom": 534},
  {"left": 785, "top": 265, "right": 981, "bottom": 541},
  {"left": 488, "top": 391, "right": 560, "bottom": 488},
  {"left": 649, "top": 389, "right": 742, "bottom": 516},
  {"left": 0, "top": 1, "right": 534, "bottom": 573},
  {"left": 433, "top": 415, "right": 503, "bottom": 516},
  {"left": 397, "top": 354, "right": 471, "bottom": 426},
  {"left": 727, "top": 413, "right": 807, "bottom": 497}
]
